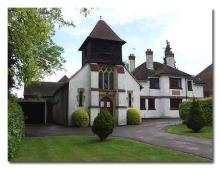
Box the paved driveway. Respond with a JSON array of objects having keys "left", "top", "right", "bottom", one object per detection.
[{"left": 25, "top": 119, "right": 213, "bottom": 160}]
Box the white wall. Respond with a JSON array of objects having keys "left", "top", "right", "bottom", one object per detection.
[
  {"left": 68, "top": 64, "right": 91, "bottom": 125},
  {"left": 140, "top": 75, "right": 204, "bottom": 118}
]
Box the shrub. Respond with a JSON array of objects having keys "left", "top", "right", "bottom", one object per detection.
[
  {"left": 127, "top": 108, "right": 141, "bottom": 125},
  {"left": 179, "top": 100, "right": 192, "bottom": 124},
  {"left": 186, "top": 99, "right": 205, "bottom": 132},
  {"left": 8, "top": 96, "right": 25, "bottom": 160},
  {"left": 72, "top": 108, "right": 89, "bottom": 127},
  {"left": 92, "top": 111, "right": 114, "bottom": 141},
  {"left": 179, "top": 98, "right": 213, "bottom": 126},
  {"left": 200, "top": 98, "right": 213, "bottom": 126}
]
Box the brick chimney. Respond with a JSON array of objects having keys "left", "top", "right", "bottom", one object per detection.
[
  {"left": 146, "top": 49, "right": 154, "bottom": 70},
  {"left": 164, "top": 40, "right": 176, "bottom": 68},
  {"left": 129, "top": 54, "right": 135, "bottom": 72}
]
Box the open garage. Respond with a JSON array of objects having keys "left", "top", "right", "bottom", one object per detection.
[{"left": 18, "top": 101, "right": 46, "bottom": 124}]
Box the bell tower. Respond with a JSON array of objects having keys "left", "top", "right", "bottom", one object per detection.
[{"left": 79, "top": 19, "right": 126, "bottom": 66}]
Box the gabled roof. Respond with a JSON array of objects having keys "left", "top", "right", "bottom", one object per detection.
[
  {"left": 79, "top": 19, "right": 126, "bottom": 50},
  {"left": 24, "top": 82, "right": 65, "bottom": 97},
  {"left": 132, "top": 62, "right": 192, "bottom": 81},
  {"left": 193, "top": 64, "right": 213, "bottom": 84},
  {"left": 58, "top": 75, "right": 69, "bottom": 83}
]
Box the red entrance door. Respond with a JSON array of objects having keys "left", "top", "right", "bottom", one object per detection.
[{"left": 100, "top": 97, "right": 113, "bottom": 116}]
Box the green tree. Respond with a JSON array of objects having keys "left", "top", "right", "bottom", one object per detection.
[
  {"left": 8, "top": 8, "right": 90, "bottom": 93},
  {"left": 186, "top": 98, "right": 205, "bottom": 132}
]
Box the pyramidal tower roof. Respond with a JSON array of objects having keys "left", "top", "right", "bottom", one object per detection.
[{"left": 79, "top": 19, "right": 126, "bottom": 50}]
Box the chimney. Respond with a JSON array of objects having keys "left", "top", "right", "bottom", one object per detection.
[
  {"left": 164, "top": 40, "right": 176, "bottom": 68},
  {"left": 146, "top": 49, "right": 154, "bottom": 70},
  {"left": 129, "top": 54, "right": 135, "bottom": 72}
]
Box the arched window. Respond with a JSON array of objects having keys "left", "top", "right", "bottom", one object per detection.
[{"left": 98, "top": 66, "right": 114, "bottom": 90}]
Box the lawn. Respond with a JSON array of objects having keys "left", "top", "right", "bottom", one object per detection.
[
  {"left": 12, "top": 135, "right": 208, "bottom": 162},
  {"left": 165, "top": 124, "right": 212, "bottom": 139}
]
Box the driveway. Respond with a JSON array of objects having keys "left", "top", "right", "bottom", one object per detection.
[{"left": 25, "top": 119, "right": 213, "bottom": 160}]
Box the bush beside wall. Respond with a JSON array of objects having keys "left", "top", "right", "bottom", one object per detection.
[
  {"left": 179, "top": 98, "right": 213, "bottom": 126},
  {"left": 72, "top": 108, "right": 89, "bottom": 127},
  {"left": 8, "top": 96, "right": 25, "bottom": 160},
  {"left": 127, "top": 108, "right": 141, "bottom": 125}
]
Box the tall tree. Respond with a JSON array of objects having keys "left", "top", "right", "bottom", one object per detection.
[{"left": 8, "top": 8, "right": 90, "bottom": 93}]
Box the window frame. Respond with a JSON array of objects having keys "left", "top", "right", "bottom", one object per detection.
[
  {"left": 187, "top": 80, "right": 193, "bottom": 91},
  {"left": 148, "top": 98, "right": 156, "bottom": 110},
  {"left": 170, "top": 98, "right": 182, "bottom": 110},
  {"left": 169, "top": 77, "right": 182, "bottom": 89},
  {"left": 98, "top": 66, "right": 114, "bottom": 90},
  {"left": 140, "top": 98, "right": 146, "bottom": 110},
  {"left": 77, "top": 88, "right": 84, "bottom": 107},
  {"left": 149, "top": 78, "right": 160, "bottom": 89}
]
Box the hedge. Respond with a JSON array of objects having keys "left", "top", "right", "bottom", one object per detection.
[
  {"left": 179, "top": 97, "right": 212, "bottom": 126},
  {"left": 72, "top": 108, "right": 89, "bottom": 127},
  {"left": 8, "top": 96, "right": 25, "bottom": 160},
  {"left": 127, "top": 108, "right": 142, "bottom": 125}
]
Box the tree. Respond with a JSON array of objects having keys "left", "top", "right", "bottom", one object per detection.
[
  {"left": 8, "top": 8, "right": 90, "bottom": 93},
  {"left": 92, "top": 111, "right": 114, "bottom": 141},
  {"left": 186, "top": 98, "right": 205, "bottom": 132}
]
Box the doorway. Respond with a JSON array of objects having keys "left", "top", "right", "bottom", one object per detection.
[{"left": 99, "top": 97, "right": 113, "bottom": 116}]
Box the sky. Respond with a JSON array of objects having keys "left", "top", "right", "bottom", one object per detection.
[{"left": 14, "top": 7, "right": 212, "bottom": 97}]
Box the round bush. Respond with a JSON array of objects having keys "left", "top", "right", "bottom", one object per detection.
[
  {"left": 92, "top": 111, "right": 114, "bottom": 141},
  {"left": 127, "top": 108, "right": 141, "bottom": 125},
  {"left": 186, "top": 99, "right": 205, "bottom": 132},
  {"left": 72, "top": 108, "right": 89, "bottom": 127}
]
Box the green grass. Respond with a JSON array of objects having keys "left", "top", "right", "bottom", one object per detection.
[
  {"left": 12, "top": 135, "right": 208, "bottom": 162},
  {"left": 165, "top": 124, "right": 212, "bottom": 139}
]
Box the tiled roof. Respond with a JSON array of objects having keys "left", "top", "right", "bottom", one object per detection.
[
  {"left": 132, "top": 62, "right": 192, "bottom": 80},
  {"left": 24, "top": 82, "right": 65, "bottom": 97},
  {"left": 193, "top": 64, "right": 213, "bottom": 84},
  {"left": 79, "top": 19, "right": 125, "bottom": 50}
]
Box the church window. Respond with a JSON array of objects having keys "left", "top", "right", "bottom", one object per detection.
[
  {"left": 104, "top": 72, "right": 108, "bottom": 89},
  {"left": 170, "top": 78, "right": 182, "bottom": 89},
  {"left": 77, "top": 88, "right": 84, "bottom": 107},
  {"left": 98, "top": 66, "right": 114, "bottom": 90},
  {"left": 128, "top": 91, "right": 133, "bottom": 107},
  {"left": 149, "top": 78, "right": 160, "bottom": 89},
  {"left": 109, "top": 72, "right": 114, "bottom": 89}
]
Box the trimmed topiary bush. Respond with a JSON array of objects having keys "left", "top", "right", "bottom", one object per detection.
[
  {"left": 127, "top": 108, "right": 141, "bottom": 125},
  {"left": 92, "top": 111, "right": 114, "bottom": 141},
  {"left": 72, "top": 108, "right": 89, "bottom": 127},
  {"left": 186, "top": 99, "right": 205, "bottom": 132},
  {"left": 8, "top": 96, "right": 25, "bottom": 160}
]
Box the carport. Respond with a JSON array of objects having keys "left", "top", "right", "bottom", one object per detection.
[{"left": 18, "top": 100, "right": 47, "bottom": 124}]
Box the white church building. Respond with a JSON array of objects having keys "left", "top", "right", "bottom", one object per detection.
[{"left": 22, "top": 19, "right": 204, "bottom": 126}]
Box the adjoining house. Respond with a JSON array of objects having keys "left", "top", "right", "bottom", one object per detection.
[
  {"left": 193, "top": 64, "right": 213, "bottom": 97},
  {"left": 20, "top": 19, "right": 204, "bottom": 126}
]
